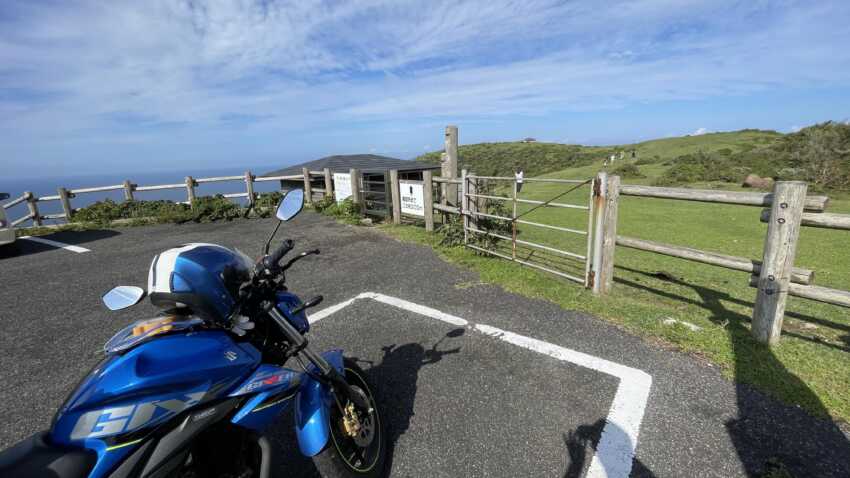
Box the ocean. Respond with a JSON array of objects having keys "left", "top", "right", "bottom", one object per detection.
[{"left": 0, "top": 165, "right": 290, "bottom": 225}]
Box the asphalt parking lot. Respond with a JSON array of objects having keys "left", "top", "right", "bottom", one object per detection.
[{"left": 1, "top": 212, "right": 849, "bottom": 477}]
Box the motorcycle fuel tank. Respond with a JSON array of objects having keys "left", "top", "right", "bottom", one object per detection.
[{"left": 51, "top": 330, "right": 260, "bottom": 447}]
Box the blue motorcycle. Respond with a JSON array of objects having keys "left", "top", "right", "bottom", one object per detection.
[{"left": 0, "top": 189, "right": 388, "bottom": 478}]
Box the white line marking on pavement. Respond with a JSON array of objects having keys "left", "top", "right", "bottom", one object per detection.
[
  {"left": 18, "top": 236, "right": 90, "bottom": 253},
  {"left": 309, "top": 292, "right": 652, "bottom": 478}
]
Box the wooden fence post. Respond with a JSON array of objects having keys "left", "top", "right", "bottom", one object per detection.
[
  {"left": 598, "top": 174, "right": 621, "bottom": 294},
  {"left": 350, "top": 168, "right": 361, "bottom": 207},
  {"left": 423, "top": 170, "right": 434, "bottom": 232},
  {"left": 323, "top": 168, "right": 333, "bottom": 199},
  {"left": 389, "top": 169, "right": 401, "bottom": 224},
  {"left": 185, "top": 176, "right": 196, "bottom": 208},
  {"left": 461, "top": 169, "right": 468, "bottom": 244},
  {"left": 468, "top": 171, "right": 478, "bottom": 231},
  {"left": 752, "top": 181, "right": 807, "bottom": 345},
  {"left": 123, "top": 180, "right": 135, "bottom": 201},
  {"left": 302, "top": 167, "right": 312, "bottom": 204},
  {"left": 244, "top": 171, "right": 255, "bottom": 206},
  {"left": 444, "top": 126, "right": 459, "bottom": 207},
  {"left": 58, "top": 187, "right": 73, "bottom": 221},
  {"left": 24, "top": 191, "right": 42, "bottom": 227}
]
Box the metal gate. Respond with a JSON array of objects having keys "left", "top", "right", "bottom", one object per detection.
[
  {"left": 361, "top": 171, "right": 391, "bottom": 217},
  {"left": 461, "top": 173, "right": 597, "bottom": 286}
]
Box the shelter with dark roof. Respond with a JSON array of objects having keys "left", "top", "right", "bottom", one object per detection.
[{"left": 263, "top": 154, "right": 440, "bottom": 196}]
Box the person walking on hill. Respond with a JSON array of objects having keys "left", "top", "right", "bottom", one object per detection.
[{"left": 515, "top": 168, "right": 524, "bottom": 194}]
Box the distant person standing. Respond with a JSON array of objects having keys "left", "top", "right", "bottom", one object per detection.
[{"left": 515, "top": 169, "right": 524, "bottom": 193}]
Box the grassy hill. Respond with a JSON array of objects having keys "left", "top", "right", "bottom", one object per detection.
[
  {"left": 416, "top": 129, "right": 782, "bottom": 178},
  {"left": 417, "top": 123, "right": 850, "bottom": 192}
]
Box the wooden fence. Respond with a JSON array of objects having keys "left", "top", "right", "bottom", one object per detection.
[
  {"left": 609, "top": 178, "right": 848, "bottom": 345},
  {"left": 1, "top": 168, "right": 363, "bottom": 227},
  {"left": 6, "top": 160, "right": 849, "bottom": 346},
  {"left": 417, "top": 171, "right": 849, "bottom": 346}
]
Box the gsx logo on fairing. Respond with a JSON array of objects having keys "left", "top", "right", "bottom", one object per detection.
[{"left": 70, "top": 391, "right": 205, "bottom": 440}]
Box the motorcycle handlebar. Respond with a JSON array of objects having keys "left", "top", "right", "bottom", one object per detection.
[{"left": 261, "top": 239, "right": 294, "bottom": 273}]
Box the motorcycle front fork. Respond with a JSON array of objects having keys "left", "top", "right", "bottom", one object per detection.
[{"left": 267, "top": 307, "right": 371, "bottom": 411}]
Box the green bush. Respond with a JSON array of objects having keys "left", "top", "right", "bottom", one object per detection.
[
  {"left": 634, "top": 155, "right": 661, "bottom": 165},
  {"left": 437, "top": 183, "right": 512, "bottom": 252},
  {"left": 654, "top": 151, "right": 742, "bottom": 186},
  {"left": 189, "top": 195, "right": 242, "bottom": 222},
  {"left": 311, "top": 196, "right": 336, "bottom": 213},
  {"left": 253, "top": 191, "right": 284, "bottom": 218},
  {"left": 313, "top": 197, "right": 362, "bottom": 224},
  {"left": 73, "top": 199, "right": 191, "bottom": 225},
  {"left": 611, "top": 163, "right": 645, "bottom": 179},
  {"left": 73, "top": 195, "right": 246, "bottom": 225}
]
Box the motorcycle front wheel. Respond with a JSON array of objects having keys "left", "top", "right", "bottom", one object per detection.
[{"left": 312, "top": 358, "right": 387, "bottom": 478}]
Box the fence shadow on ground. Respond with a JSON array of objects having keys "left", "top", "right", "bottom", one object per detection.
[
  {"left": 3, "top": 229, "right": 120, "bottom": 258},
  {"left": 614, "top": 267, "right": 850, "bottom": 477}
]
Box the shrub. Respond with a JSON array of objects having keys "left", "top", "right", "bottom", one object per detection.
[
  {"left": 635, "top": 155, "right": 660, "bottom": 165},
  {"left": 314, "top": 197, "right": 362, "bottom": 224},
  {"left": 253, "top": 191, "right": 284, "bottom": 218},
  {"left": 611, "top": 163, "right": 645, "bottom": 179},
  {"left": 311, "top": 196, "right": 336, "bottom": 213},
  {"left": 654, "top": 151, "right": 741, "bottom": 186},
  {"left": 189, "top": 195, "right": 242, "bottom": 222},
  {"left": 73, "top": 199, "right": 191, "bottom": 225},
  {"left": 72, "top": 196, "right": 244, "bottom": 225},
  {"left": 437, "top": 182, "right": 512, "bottom": 252}
]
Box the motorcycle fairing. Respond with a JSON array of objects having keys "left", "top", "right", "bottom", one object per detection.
[
  {"left": 276, "top": 291, "right": 310, "bottom": 333},
  {"left": 294, "top": 349, "right": 344, "bottom": 456},
  {"left": 49, "top": 330, "right": 261, "bottom": 478},
  {"left": 229, "top": 364, "right": 301, "bottom": 431}
]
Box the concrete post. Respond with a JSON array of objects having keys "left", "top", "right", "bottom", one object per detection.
[
  {"left": 58, "top": 187, "right": 73, "bottom": 221},
  {"left": 244, "top": 171, "right": 255, "bottom": 206},
  {"left": 185, "top": 176, "right": 196, "bottom": 208},
  {"left": 123, "top": 180, "right": 135, "bottom": 201}
]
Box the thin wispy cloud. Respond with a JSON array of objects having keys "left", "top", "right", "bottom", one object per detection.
[{"left": 1, "top": 0, "right": 849, "bottom": 174}]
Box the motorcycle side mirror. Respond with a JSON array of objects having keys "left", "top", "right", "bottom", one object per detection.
[
  {"left": 276, "top": 189, "right": 304, "bottom": 222},
  {"left": 264, "top": 189, "right": 306, "bottom": 255},
  {"left": 102, "top": 286, "right": 146, "bottom": 311}
]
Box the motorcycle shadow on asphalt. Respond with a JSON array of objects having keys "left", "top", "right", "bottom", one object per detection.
[
  {"left": 270, "top": 328, "right": 465, "bottom": 477},
  {"left": 562, "top": 419, "right": 657, "bottom": 478}
]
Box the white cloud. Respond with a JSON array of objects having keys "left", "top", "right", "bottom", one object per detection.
[
  {"left": 1, "top": 0, "right": 850, "bottom": 171},
  {"left": 691, "top": 127, "right": 710, "bottom": 136},
  {"left": 790, "top": 125, "right": 802, "bottom": 132}
]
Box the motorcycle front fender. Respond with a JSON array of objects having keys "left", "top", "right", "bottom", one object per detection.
[{"left": 294, "top": 350, "right": 344, "bottom": 456}]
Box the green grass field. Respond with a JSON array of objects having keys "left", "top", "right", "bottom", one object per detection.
[{"left": 384, "top": 153, "right": 850, "bottom": 423}]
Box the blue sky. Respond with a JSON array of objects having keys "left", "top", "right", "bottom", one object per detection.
[{"left": 1, "top": 0, "right": 849, "bottom": 177}]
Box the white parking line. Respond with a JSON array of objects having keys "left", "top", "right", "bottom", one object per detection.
[
  {"left": 309, "top": 291, "right": 652, "bottom": 478},
  {"left": 18, "top": 236, "right": 90, "bottom": 253}
]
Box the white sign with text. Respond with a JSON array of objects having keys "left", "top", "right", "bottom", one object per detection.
[
  {"left": 399, "top": 181, "right": 425, "bottom": 217},
  {"left": 333, "top": 172, "right": 352, "bottom": 203}
]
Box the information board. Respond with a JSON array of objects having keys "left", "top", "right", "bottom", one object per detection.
[{"left": 399, "top": 181, "right": 425, "bottom": 217}]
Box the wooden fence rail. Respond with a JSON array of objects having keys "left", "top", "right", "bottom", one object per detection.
[
  {"left": 620, "top": 184, "right": 829, "bottom": 211},
  {"left": 610, "top": 179, "right": 848, "bottom": 345},
  {"left": 1, "top": 169, "right": 333, "bottom": 228},
  {"left": 616, "top": 235, "right": 815, "bottom": 285}
]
